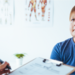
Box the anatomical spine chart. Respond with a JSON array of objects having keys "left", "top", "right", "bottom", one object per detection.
[
  {"left": 0, "top": 0, "right": 14, "bottom": 26},
  {"left": 25, "top": 0, "right": 53, "bottom": 26}
]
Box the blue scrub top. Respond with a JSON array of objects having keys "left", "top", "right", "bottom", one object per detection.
[{"left": 50, "top": 37, "right": 75, "bottom": 74}]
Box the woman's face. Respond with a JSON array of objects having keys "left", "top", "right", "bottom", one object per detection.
[{"left": 70, "top": 12, "right": 75, "bottom": 37}]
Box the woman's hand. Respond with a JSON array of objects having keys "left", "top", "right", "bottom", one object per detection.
[{"left": 0, "top": 62, "right": 11, "bottom": 75}]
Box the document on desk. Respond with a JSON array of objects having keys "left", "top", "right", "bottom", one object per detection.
[{"left": 9, "top": 57, "right": 74, "bottom": 75}]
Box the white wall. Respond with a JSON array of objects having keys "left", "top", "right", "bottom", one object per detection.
[{"left": 0, "top": 0, "right": 75, "bottom": 65}]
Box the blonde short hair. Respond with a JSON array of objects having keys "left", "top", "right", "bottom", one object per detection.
[{"left": 69, "top": 6, "right": 75, "bottom": 21}]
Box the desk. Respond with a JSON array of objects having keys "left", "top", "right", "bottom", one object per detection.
[{"left": 63, "top": 64, "right": 75, "bottom": 75}]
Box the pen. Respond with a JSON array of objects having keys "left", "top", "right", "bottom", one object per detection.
[{"left": 0, "top": 59, "right": 11, "bottom": 69}]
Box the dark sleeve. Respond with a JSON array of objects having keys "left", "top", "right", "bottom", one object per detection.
[
  {"left": 50, "top": 43, "right": 61, "bottom": 61},
  {"left": 0, "top": 59, "right": 3, "bottom": 63}
]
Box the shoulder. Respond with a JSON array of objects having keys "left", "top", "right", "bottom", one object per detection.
[
  {"left": 50, "top": 38, "right": 72, "bottom": 61},
  {"left": 59, "top": 38, "right": 72, "bottom": 49},
  {"left": 53, "top": 37, "right": 72, "bottom": 53},
  {"left": 59, "top": 38, "right": 72, "bottom": 46}
]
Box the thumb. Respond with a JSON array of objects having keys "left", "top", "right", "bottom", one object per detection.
[{"left": 0, "top": 62, "right": 7, "bottom": 70}]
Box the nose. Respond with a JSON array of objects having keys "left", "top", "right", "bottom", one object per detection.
[{"left": 73, "top": 21, "right": 75, "bottom": 26}]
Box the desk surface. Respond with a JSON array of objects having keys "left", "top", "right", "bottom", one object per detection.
[{"left": 63, "top": 64, "right": 75, "bottom": 75}]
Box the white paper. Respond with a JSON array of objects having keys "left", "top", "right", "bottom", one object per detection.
[{"left": 9, "top": 57, "right": 74, "bottom": 75}]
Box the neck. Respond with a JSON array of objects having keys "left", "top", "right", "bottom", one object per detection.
[{"left": 73, "top": 37, "right": 75, "bottom": 43}]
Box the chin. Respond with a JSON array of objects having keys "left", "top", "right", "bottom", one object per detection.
[
  {"left": 72, "top": 35, "right": 75, "bottom": 37},
  {"left": 71, "top": 32, "right": 75, "bottom": 37}
]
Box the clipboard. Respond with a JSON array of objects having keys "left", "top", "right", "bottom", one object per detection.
[{"left": 9, "top": 57, "right": 75, "bottom": 75}]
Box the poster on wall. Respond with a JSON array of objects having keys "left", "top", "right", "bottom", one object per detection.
[
  {"left": 0, "top": 0, "right": 14, "bottom": 26},
  {"left": 24, "top": 0, "right": 54, "bottom": 27}
]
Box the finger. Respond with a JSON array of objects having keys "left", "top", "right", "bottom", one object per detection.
[
  {"left": 0, "top": 70, "right": 3, "bottom": 74},
  {"left": 0, "top": 62, "right": 8, "bottom": 70},
  {"left": 3, "top": 69, "right": 10, "bottom": 73},
  {"left": 5, "top": 61, "right": 11, "bottom": 67},
  {"left": 0, "top": 62, "right": 1, "bottom": 69},
  {"left": 0, "top": 62, "right": 1, "bottom": 64},
  {"left": 5, "top": 61, "right": 9, "bottom": 65},
  {"left": 0, "top": 69, "right": 10, "bottom": 74}
]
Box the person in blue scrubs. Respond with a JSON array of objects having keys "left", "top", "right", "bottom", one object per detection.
[{"left": 50, "top": 6, "right": 75, "bottom": 74}]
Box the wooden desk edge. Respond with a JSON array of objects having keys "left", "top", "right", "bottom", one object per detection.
[{"left": 63, "top": 64, "right": 75, "bottom": 75}]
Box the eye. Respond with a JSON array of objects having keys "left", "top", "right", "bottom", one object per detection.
[{"left": 71, "top": 19, "right": 75, "bottom": 21}]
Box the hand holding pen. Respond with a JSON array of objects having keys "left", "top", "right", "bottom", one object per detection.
[{"left": 0, "top": 61, "right": 11, "bottom": 75}]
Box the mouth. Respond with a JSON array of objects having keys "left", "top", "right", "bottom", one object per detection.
[{"left": 73, "top": 29, "right": 75, "bottom": 32}]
